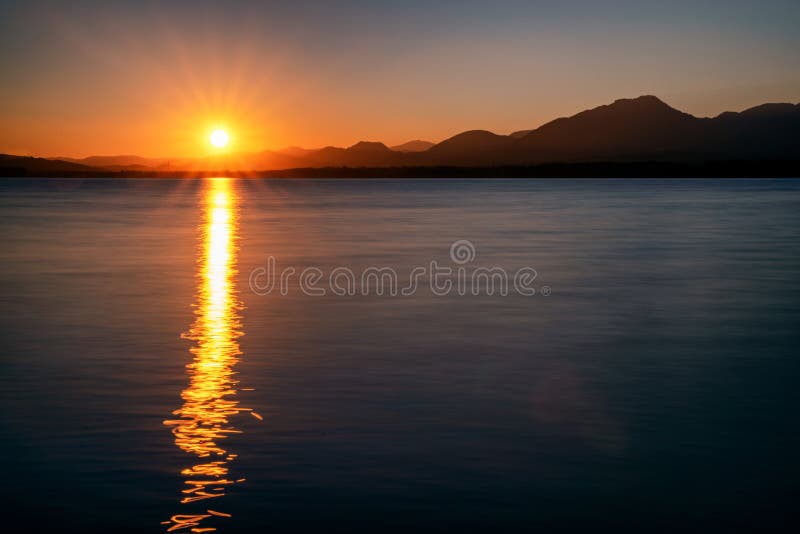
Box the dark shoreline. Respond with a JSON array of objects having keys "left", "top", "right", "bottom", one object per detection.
[{"left": 2, "top": 160, "right": 799, "bottom": 178}]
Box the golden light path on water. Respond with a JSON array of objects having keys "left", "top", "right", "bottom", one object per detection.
[{"left": 163, "top": 178, "right": 259, "bottom": 532}]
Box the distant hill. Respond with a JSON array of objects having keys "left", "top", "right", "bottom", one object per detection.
[
  {"left": 0, "top": 154, "right": 94, "bottom": 174},
  {"left": 4, "top": 95, "right": 799, "bottom": 175},
  {"left": 276, "top": 146, "right": 318, "bottom": 158},
  {"left": 417, "top": 130, "right": 515, "bottom": 166},
  {"left": 390, "top": 140, "right": 435, "bottom": 152},
  {"left": 59, "top": 154, "right": 168, "bottom": 168},
  {"left": 514, "top": 95, "right": 700, "bottom": 162},
  {"left": 303, "top": 141, "right": 405, "bottom": 167}
]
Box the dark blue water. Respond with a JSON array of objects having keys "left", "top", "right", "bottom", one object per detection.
[{"left": 1, "top": 178, "right": 799, "bottom": 532}]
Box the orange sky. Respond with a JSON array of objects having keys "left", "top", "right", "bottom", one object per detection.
[{"left": 1, "top": 1, "right": 798, "bottom": 158}]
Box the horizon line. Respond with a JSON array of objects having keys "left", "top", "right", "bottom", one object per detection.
[{"left": 12, "top": 94, "right": 800, "bottom": 161}]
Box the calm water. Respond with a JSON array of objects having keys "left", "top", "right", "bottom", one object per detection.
[{"left": 1, "top": 178, "right": 799, "bottom": 532}]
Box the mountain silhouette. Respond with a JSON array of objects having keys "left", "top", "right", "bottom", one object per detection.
[
  {"left": 390, "top": 140, "right": 435, "bottom": 152},
  {"left": 59, "top": 154, "right": 168, "bottom": 169},
  {"left": 315, "top": 95, "right": 798, "bottom": 167},
  {"left": 304, "top": 141, "right": 405, "bottom": 167},
  {"left": 419, "top": 130, "right": 515, "bottom": 165},
  {"left": 0, "top": 154, "right": 94, "bottom": 173},
  {"left": 276, "top": 146, "right": 318, "bottom": 158},
  {"left": 515, "top": 95, "right": 700, "bottom": 162},
  {"left": 514, "top": 96, "right": 799, "bottom": 162},
  {"left": 3, "top": 95, "right": 798, "bottom": 175}
]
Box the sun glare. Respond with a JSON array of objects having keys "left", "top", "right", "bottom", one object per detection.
[{"left": 210, "top": 129, "right": 229, "bottom": 148}]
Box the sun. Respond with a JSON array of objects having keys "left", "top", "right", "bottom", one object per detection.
[{"left": 210, "top": 129, "right": 229, "bottom": 148}]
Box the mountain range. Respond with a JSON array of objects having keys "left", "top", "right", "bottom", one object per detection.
[{"left": 2, "top": 95, "right": 798, "bottom": 175}]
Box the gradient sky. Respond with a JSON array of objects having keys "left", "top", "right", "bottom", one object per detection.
[{"left": 1, "top": 0, "right": 798, "bottom": 158}]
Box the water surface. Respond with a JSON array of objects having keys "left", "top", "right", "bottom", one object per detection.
[{"left": 1, "top": 178, "right": 799, "bottom": 532}]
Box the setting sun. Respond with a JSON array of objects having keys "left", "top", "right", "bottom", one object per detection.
[{"left": 210, "top": 129, "right": 229, "bottom": 148}]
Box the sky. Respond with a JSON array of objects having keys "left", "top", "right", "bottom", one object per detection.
[{"left": 1, "top": 0, "right": 798, "bottom": 158}]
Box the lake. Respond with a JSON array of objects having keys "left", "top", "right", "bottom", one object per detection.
[{"left": 1, "top": 177, "right": 799, "bottom": 532}]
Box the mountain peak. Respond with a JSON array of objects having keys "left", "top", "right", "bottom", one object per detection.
[
  {"left": 347, "top": 141, "right": 391, "bottom": 152},
  {"left": 441, "top": 130, "right": 506, "bottom": 143},
  {"left": 610, "top": 95, "right": 672, "bottom": 110}
]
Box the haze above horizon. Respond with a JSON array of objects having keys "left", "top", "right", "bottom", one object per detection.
[{"left": 1, "top": 0, "right": 799, "bottom": 158}]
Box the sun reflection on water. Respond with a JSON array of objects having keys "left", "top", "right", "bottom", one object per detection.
[{"left": 163, "top": 178, "right": 254, "bottom": 532}]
